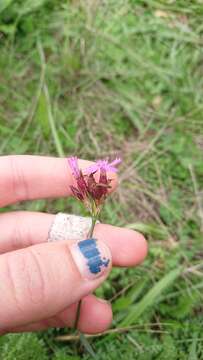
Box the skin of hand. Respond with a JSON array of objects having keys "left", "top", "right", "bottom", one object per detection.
[{"left": 0, "top": 155, "right": 148, "bottom": 335}]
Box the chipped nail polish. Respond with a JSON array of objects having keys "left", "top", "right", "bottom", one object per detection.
[{"left": 70, "top": 238, "right": 111, "bottom": 280}]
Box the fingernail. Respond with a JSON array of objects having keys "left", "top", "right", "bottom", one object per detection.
[{"left": 70, "top": 238, "right": 111, "bottom": 280}]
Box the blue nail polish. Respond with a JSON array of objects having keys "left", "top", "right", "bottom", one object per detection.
[{"left": 78, "top": 238, "right": 110, "bottom": 274}]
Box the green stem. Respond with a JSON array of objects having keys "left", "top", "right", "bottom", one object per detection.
[
  {"left": 73, "top": 215, "right": 99, "bottom": 358},
  {"left": 89, "top": 216, "right": 97, "bottom": 238},
  {"left": 73, "top": 298, "right": 82, "bottom": 330},
  {"left": 73, "top": 215, "right": 98, "bottom": 331}
]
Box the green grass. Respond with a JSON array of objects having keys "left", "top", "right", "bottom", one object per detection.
[{"left": 0, "top": 0, "right": 203, "bottom": 359}]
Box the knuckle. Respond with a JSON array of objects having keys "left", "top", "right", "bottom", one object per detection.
[
  {"left": 11, "top": 212, "right": 26, "bottom": 250},
  {"left": 6, "top": 248, "right": 47, "bottom": 311},
  {"left": 11, "top": 212, "right": 33, "bottom": 250},
  {"left": 9, "top": 155, "right": 30, "bottom": 202}
]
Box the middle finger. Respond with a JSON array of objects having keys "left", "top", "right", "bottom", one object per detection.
[{"left": 0, "top": 211, "right": 147, "bottom": 266}]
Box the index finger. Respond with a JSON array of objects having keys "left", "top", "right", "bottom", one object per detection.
[{"left": 0, "top": 156, "right": 118, "bottom": 207}]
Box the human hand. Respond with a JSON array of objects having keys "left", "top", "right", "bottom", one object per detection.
[{"left": 0, "top": 155, "right": 147, "bottom": 335}]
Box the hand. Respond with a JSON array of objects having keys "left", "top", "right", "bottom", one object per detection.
[{"left": 0, "top": 155, "right": 147, "bottom": 335}]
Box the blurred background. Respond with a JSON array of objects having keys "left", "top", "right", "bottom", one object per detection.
[{"left": 0, "top": 1, "right": 203, "bottom": 359}]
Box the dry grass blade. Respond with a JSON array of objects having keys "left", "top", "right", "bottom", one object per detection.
[{"left": 55, "top": 325, "right": 169, "bottom": 342}]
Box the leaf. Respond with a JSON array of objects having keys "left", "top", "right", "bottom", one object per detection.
[
  {"left": 188, "top": 333, "right": 198, "bottom": 360},
  {"left": 53, "top": 350, "right": 80, "bottom": 360},
  {"left": 171, "top": 291, "right": 201, "bottom": 320},
  {"left": 43, "top": 84, "right": 64, "bottom": 156},
  {"left": 0, "top": 24, "right": 15, "bottom": 35},
  {"left": 79, "top": 332, "right": 97, "bottom": 359},
  {"left": 127, "top": 222, "right": 168, "bottom": 240},
  {"left": 156, "top": 335, "right": 178, "bottom": 360},
  {"left": 120, "top": 267, "right": 182, "bottom": 326},
  {"left": 20, "top": 0, "right": 48, "bottom": 16},
  {"left": 0, "top": 0, "right": 14, "bottom": 13},
  {"left": 113, "top": 278, "right": 148, "bottom": 312},
  {"left": 0, "top": 333, "right": 48, "bottom": 360},
  {"left": 35, "top": 92, "right": 50, "bottom": 139}
]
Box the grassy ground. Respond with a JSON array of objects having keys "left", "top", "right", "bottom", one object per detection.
[{"left": 0, "top": 0, "right": 203, "bottom": 359}]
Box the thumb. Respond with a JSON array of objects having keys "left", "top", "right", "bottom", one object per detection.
[{"left": 0, "top": 238, "right": 111, "bottom": 331}]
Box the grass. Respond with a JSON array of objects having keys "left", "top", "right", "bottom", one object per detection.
[{"left": 0, "top": 0, "right": 203, "bottom": 359}]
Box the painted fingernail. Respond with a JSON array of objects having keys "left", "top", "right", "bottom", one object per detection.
[{"left": 70, "top": 238, "right": 111, "bottom": 280}]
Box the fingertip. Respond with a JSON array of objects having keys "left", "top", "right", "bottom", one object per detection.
[
  {"left": 78, "top": 295, "right": 112, "bottom": 334},
  {"left": 132, "top": 231, "right": 148, "bottom": 265},
  {"left": 120, "top": 229, "right": 148, "bottom": 266},
  {"left": 95, "top": 224, "right": 148, "bottom": 267}
]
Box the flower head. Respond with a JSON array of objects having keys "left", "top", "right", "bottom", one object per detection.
[
  {"left": 67, "top": 156, "right": 121, "bottom": 215},
  {"left": 85, "top": 158, "right": 121, "bottom": 175},
  {"left": 68, "top": 157, "right": 88, "bottom": 201}
]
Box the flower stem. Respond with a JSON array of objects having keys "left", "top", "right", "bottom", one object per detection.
[
  {"left": 73, "top": 297, "right": 82, "bottom": 330},
  {"left": 89, "top": 216, "right": 97, "bottom": 238},
  {"left": 73, "top": 215, "right": 98, "bottom": 358},
  {"left": 74, "top": 215, "right": 98, "bottom": 331}
]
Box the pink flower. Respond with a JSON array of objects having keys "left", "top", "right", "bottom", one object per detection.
[
  {"left": 67, "top": 156, "right": 121, "bottom": 213},
  {"left": 68, "top": 157, "right": 88, "bottom": 201},
  {"left": 85, "top": 158, "right": 121, "bottom": 175},
  {"left": 68, "top": 157, "right": 80, "bottom": 178}
]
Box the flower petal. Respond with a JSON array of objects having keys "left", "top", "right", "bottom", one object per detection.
[
  {"left": 77, "top": 170, "right": 88, "bottom": 196},
  {"left": 70, "top": 185, "right": 84, "bottom": 201},
  {"left": 109, "top": 158, "right": 122, "bottom": 167},
  {"left": 67, "top": 157, "right": 80, "bottom": 178},
  {"left": 84, "top": 164, "right": 99, "bottom": 175}
]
